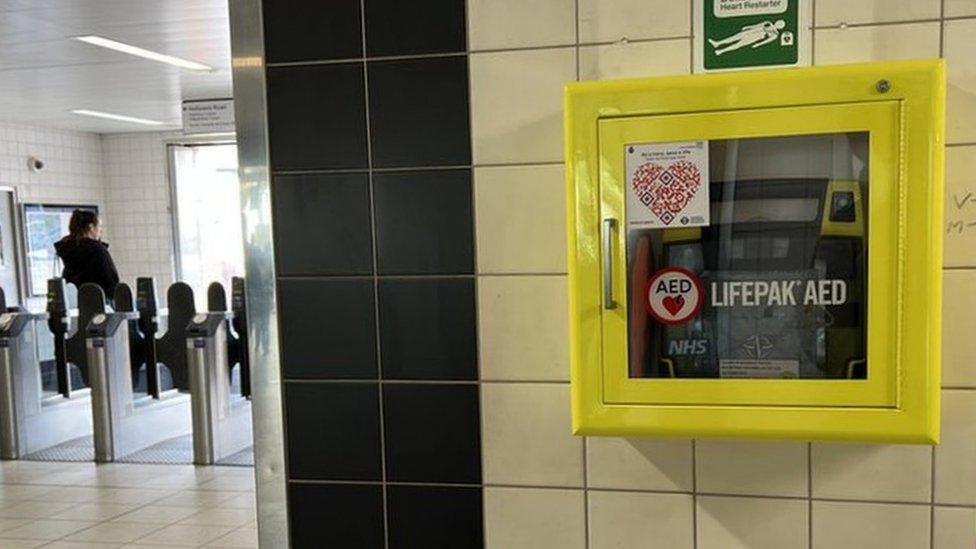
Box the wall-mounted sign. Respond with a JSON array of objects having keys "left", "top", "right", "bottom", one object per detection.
[
  {"left": 182, "top": 99, "right": 235, "bottom": 135},
  {"left": 695, "top": 0, "right": 812, "bottom": 72}
]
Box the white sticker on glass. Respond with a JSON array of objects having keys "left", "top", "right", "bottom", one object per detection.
[{"left": 626, "top": 141, "right": 710, "bottom": 229}]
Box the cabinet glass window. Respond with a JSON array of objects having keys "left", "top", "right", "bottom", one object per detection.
[{"left": 625, "top": 132, "right": 868, "bottom": 379}]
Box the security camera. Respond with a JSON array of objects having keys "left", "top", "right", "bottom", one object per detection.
[{"left": 27, "top": 156, "right": 44, "bottom": 173}]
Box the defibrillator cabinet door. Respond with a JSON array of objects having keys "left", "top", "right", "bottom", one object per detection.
[{"left": 598, "top": 101, "right": 900, "bottom": 408}]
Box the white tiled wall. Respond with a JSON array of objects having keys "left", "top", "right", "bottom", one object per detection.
[
  {"left": 471, "top": 1, "right": 976, "bottom": 548},
  {"left": 100, "top": 132, "right": 178, "bottom": 291},
  {"left": 0, "top": 121, "right": 105, "bottom": 207},
  {"left": 0, "top": 121, "right": 177, "bottom": 302}
]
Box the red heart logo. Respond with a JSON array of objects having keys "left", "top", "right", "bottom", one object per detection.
[
  {"left": 631, "top": 160, "right": 702, "bottom": 224},
  {"left": 663, "top": 295, "right": 685, "bottom": 315}
]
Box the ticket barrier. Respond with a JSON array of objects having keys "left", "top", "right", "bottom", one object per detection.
[
  {"left": 0, "top": 285, "right": 92, "bottom": 459},
  {"left": 83, "top": 284, "right": 192, "bottom": 462},
  {"left": 188, "top": 280, "right": 252, "bottom": 465}
]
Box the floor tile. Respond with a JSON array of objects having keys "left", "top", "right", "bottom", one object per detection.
[
  {"left": 66, "top": 522, "right": 164, "bottom": 544},
  {"left": 111, "top": 505, "right": 199, "bottom": 525},
  {"left": 132, "top": 524, "right": 235, "bottom": 547},
  {"left": 178, "top": 508, "right": 256, "bottom": 528},
  {"left": 0, "top": 519, "right": 97, "bottom": 540}
]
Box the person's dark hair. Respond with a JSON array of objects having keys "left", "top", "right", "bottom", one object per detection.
[{"left": 68, "top": 210, "right": 98, "bottom": 240}]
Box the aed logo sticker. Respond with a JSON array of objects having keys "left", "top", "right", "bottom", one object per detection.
[{"left": 645, "top": 268, "right": 704, "bottom": 325}]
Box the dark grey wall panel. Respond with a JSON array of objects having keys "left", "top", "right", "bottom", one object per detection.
[
  {"left": 378, "top": 278, "right": 477, "bottom": 380},
  {"left": 273, "top": 173, "right": 373, "bottom": 276},
  {"left": 263, "top": 0, "right": 363, "bottom": 63},
  {"left": 267, "top": 63, "right": 368, "bottom": 171},
  {"left": 365, "top": 0, "right": 466, "bottom": 57},
  {"left": 368, "top": 56, "right": 471, "bottom": 168},
  {"left": 288, "top": 483, "right": 384, "bottom": 549},
  {"left": 278, "top": 279, "right": 377, "bottom": 379},
  {"left": 373, "top": 169, "right": 474, "bottom": 275},
  {"left": 285, "top": 383, "right": 382, "bottom": 481},
  {"left": 383, "top": 384, "right": 481, "bottom": 484},
  {"left": 387, "top": 485, "right": 484, "bottom": 549}
]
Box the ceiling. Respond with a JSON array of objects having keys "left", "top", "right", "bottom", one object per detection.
[{"left": 0, "top": 0, "right": 232, "bottom": 133}]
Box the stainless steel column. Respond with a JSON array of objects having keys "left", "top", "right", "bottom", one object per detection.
[
  {"left": 0, "top": 345, "right": 18, "bottom": 459},
  {"left": 87, "top": 332, "right": 114, "bottom": 463},
  {"left": 228, "top": 1, "right": 289, "bottom": 546}
]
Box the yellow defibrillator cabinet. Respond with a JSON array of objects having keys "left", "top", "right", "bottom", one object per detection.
[{"left": 566, "top": 60, "right": 944, "bottom": 443}]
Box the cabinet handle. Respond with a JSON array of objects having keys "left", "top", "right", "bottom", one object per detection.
[{"left": 603, "top": 218, "right": 617, "bottom": 309}]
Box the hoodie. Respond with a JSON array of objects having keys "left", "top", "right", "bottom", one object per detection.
[{"left": 54, "top": 237, "right": 120, "bottom": 297}]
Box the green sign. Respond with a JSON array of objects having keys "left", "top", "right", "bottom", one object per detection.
[{"left": 703, "top": 0, "right": 799, "bottom": 70}]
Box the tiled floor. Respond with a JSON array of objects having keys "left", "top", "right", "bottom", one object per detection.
[{"left": 0, "top": 460, "right": 257, "bottom": 548}]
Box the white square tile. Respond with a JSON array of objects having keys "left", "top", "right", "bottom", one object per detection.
[
  {"left": 475, "top": 164, "right": 567, "bottom": 273},
  {"left": 946, "top": 0, "right": 976, "bottom": 17},
  {"left": 942, "top": 271, "right": 976, "bottom": 386},
  {"left": 944, "top": 147, "right": 976, "bottom": 269},
  {"left": 484, "top": 487, "right": 585, "bottom": 549},
  {"left": 588, "top": 491, "right": 693, "bottom": 549},
  {"left": 696, "top": 440, "right": 808, "bottom": 497},
  {"left": 812, "top": 501, "right": 929, "bottom": 549},
  {"left": 468, "top": 0, "right": 576, "bottom": 50},
  {"left": 478, "top": 276, "right": 569, "bottom": 381},
  {"left": 933, "top": 506, "right": 976, "bottom": 549},
  {"left": 812, "top": 443, "right": 932, "bottom": 502},
  {"left": 944, "top": 20, "right": 976, "bottom": 144},
  {"left": 816, "top": 0, "right": 941, "bottom": 25},
  {"left": 814, "top": 22, "right": 940, "bottom": 65},
  {"left": 578, "top": 0, "right": 691, "bottom": 43},
  {"left": 697, "top": 495, "right": 808, "bottom": 549},
  {"left": 482, "top": 383, "right": 583, "bottom": 486},
  {"left": 935, "top": 390, "right": 976, "bottom": 505},
  {"left": 579, "top": 39, "right": 691, "bottom": 81},
  {"left": 586, "top": 437, "right": 693, "bottom": 491},
  {"left": 470, "top": 48, "right": 577, "bottom": 165}
]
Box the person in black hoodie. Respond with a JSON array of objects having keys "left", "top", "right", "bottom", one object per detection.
[{"left": 54, "top": 210, "right": 120, "bottom": 297}]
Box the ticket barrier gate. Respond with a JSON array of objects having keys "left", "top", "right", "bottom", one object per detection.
[
  {"left": 187, "top": 279, "right": 252, "bottom": 465},
  {"left": 83, "top": 284, "right": 192, "bottom": 462},
  {"left": 0, "top": 286, "right": 92, "bottom": 459}
]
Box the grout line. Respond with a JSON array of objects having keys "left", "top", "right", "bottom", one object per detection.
[
  {"left": 464, "top": 5, "right": 489, "bottom": 542},
  {"left": 575, "top": 3, "right": 591, "bottom": 542},
  {"left": 812, "top": 18, "right": 943, "bottom": 30},
  {"left": 280, "top": 378, "right": 569, "bottom": 385},
  {"left": 689, "top": 0, "right": 695, "bottom": 75},
  {"left": 357, "top": 2, "right": 388, "bottom": 547},
  {"left": 930, "top": 431, "right": 937, "bottom": 549},
  {"left": 264, "top": 34, "right": 697, "bottom": 69},
  {"left": 271, "top": 160, "right": 564, "bottom": 176},
  {"left": 940, "top": 0, "right": 946, "bottom": 57},
  {"left": 808, "top": 442, "right": 814, "bottom": 549},
  {"left": 691, "top": 439, "right": 698, "bottom": 549},
  {"left": 277, "top": 273, "right": 477, "bottom": 280},
  {"left": 811, "top": 0, "right": 817, "bottom": 66}
]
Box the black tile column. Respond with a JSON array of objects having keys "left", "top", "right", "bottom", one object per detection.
[{"left": 262, "top": 1, "right": 481, "bottom": 547}]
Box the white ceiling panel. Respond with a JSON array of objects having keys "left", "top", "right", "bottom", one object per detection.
[{"left": 0, "top": 0, "right": 233, "bottom": 133}]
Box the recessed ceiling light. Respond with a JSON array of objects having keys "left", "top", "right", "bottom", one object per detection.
[
  {"left": 70, "top": 109, "right": 165, "bottom": 126},
  {"left": 74, "top": 35, "right": 214, "bottom": 71}
]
